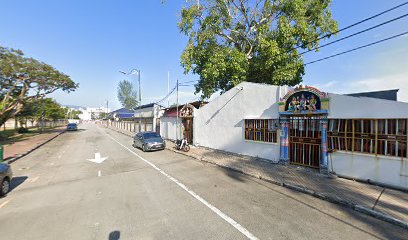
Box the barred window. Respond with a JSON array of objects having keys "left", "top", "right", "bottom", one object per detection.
[
  {"left": 328, "top": 119, "right": 407, "bottom": 158},
  {"left": 244, "top": 119, "right": 278, "bottom": 143}
]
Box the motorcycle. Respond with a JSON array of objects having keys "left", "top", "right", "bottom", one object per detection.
[{"left": 176, "top": 138, "right": 190, "bottom": 152}]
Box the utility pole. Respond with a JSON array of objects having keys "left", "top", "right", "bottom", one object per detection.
[
  {"left": 138, "top": 70, "right": 142, "bottom": 132},
  {"left": 176, "top": 79, "right": 179, "bottom": 140},
  {"left": 106, "top": 100, "right": 109, "bottom": 127}
]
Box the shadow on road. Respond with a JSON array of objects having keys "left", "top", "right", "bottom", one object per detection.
[
  {"left": 66, "top": 129, "right": 87, "bottom": 133},
  {"left": 108, "top": 230, "right": 120, "bottom": 240},
  {"left": 10, "top": 176, "right": 28, "bottom": 191}
]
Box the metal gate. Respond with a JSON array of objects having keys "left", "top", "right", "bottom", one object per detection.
[{"left": 289, "top": 116, "right": 321, "bottom": 168}]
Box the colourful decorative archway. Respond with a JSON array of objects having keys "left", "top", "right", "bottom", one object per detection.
[{"left": 278, "top": 85, "right": 329, "bottom": 174}]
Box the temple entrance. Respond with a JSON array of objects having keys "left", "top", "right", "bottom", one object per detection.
[
  {"left": 180, "top": 103, "right": 195, "bottom": 144},
  {"left": 278, "top": 85, "right": 330, "bottom": 172},
  {"left": 288, "top": 116, "right": 321, "bottom": 168},
  {"left": 182, "top": 118, "right": 193, "bottom": 144}
]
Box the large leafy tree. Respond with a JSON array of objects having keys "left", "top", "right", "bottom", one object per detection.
[
  {"left": 17, "top": 98, "right": 68, "bottom": 123},
  {"left": 179, "top": 0, "right": 338, "bottom": 98},
  {"left": 0, "top": 46, "right": 78, "bottom": 126},
  {"left": 117, "top": 80, "right": 139, "bottom": 110}
]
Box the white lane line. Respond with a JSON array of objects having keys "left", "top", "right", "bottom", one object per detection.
[
  {"left": 98, "top": 170, "right": 101, "bottom": 177},
  {"left": 106, "top": 134, "right": 258, "bottom": 240},
  {"left": 31, "top": 176, "right": 40, "bottom": 183},
  {"left": 0, "top": 200, "right": 11, "bottom": 209}
]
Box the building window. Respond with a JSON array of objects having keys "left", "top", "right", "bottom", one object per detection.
[
  {"left": 328, "top": 119, "right": 407, "bottom": 158},
  {"left": 244, "top": 119, "right": 278, "bottom": 143}
]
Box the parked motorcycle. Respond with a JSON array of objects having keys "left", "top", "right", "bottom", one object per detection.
[{"left": 176, "top": 138, "right": 190, "bottom": 152}]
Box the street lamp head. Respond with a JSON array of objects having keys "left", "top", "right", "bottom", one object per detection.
[{"left": 119, "top": 69, "right": 140, "bottom": 75}]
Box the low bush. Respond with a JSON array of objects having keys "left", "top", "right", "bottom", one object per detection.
[{"left": 17, "top": 127, "right": 30, "bottom": 133}]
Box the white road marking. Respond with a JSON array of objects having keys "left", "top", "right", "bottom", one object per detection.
[
  {"left": 0, "top": 200, "right": 11, "bottom": 209},
  {"left": 30, "top": 176, "right": 40, "bottom": 183},
  {"left": 88, "top": 153, "right": 108, "bottom": 164},
  {"left": 98, "top": 170, "right": 101, "bottom": 177},
  {"left": 106, "top": 134, "right": 258, "bottom": 240}
]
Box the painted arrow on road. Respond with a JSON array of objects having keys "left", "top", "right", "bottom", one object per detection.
[{"left": 87, "top": 153, "right": 108, "bottom": 164}]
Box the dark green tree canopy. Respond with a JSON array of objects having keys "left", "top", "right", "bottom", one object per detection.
[
  {"left": 179, "top": 0, "right": 338, "bottom": 98},
  {"left": 18, "top": 98, "right": 69, "bottom": 121},
  {"left": 0, "top": 46, "right": 78, "bottom": 125},
  {"left": 117, "top": 80, "right": 139, "bottom": 110}
]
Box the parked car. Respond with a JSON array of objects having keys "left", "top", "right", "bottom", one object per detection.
[
  {"left": 133, "top": 132, "right": 165, "bottom": 152},
  {"left": 0, "top": 163, "right": 13, "bottom": 197},
  {"left": 66, "top": 123, "right": 78, "bottom": 131}
]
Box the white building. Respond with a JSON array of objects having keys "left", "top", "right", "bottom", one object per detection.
[
  {"left": 160, "top": 101, "right": 206, "bottom": 143},
  {"left": 78, "top": 107, "right": 110, "bottom": 121},
  {"left": 133, "top": 103, "right": 164, "bottom": 132},
  {"left": 190, "top": 82, "right": 408, "bottom": 189}
]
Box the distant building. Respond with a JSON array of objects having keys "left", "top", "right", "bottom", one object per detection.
[
  {"left": 160, "top": 101, "right": 207, "bottom": 143},
  {"left": 109, "top": 108, "right": 134, "bottom": 120},
  {"left": 78, "top": 107, "right": 110, "bottom": 120},
  {"left": 133, "top": 103, "right": 164, "bottom": 132}
]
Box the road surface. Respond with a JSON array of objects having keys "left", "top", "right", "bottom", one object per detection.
[{"left": 0, "top": 123, "right": 406, "bottom": 240}]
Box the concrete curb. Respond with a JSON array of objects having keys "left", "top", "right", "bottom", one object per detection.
[
  {"left": 4, "top": 130, "right": 66, "bottom": 165},
  {"left": 104, "top": 126, "right": 408, "bottom": 230}
]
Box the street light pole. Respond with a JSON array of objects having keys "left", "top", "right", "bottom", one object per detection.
[
  {"left": 176, "top": 79, "right": 179, "bottom": 140},
  {"left": 119, "top": 69, "right": 142, "bottom": 132}
]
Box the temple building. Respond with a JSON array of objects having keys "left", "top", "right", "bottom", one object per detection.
[{"left": 190, "top": 82, "right": 408, "bottom": 189}]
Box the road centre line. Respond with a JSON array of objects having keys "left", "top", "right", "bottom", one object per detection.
[
  {"left": 98, "top": 170, "right": 101, "bottom": 177},
  {"left": 106, "top": 133, "right": 258, "bottom": 240}
]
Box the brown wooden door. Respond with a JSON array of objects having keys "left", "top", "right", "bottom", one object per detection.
[
  {"left": 156, "top": 118, "right": 160, "bottom": 134},
  {"left": 289, "top": 116, "right": 321, "bottom": 168},
  {"left": 182, "top": 118, "right": 193, "bottom": 144}
]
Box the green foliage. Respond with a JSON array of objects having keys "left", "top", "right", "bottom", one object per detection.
[
  {"left": 117, "top": 80, "right": 139, "bottom": 110},
  {"left": 179, "top": 0, "right": 338, "bottom": 98},
  {"left": 0, "top": 46, "right": 78, "bottom": 126},
  {"left": 17, "top": 127, "right": 29, "bottom": 133},
  {"left": 18, "top": 98, "right": 67, "bottom": 121}
]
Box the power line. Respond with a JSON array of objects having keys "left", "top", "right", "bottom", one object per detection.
[
  {"left": 155, "top": 84, "right": 177, "bottom": 104},
  {"left": 246, "top": 30, "right": 408, "bottom": 82},
  {"left": 304, "top": 31, "right": 408, "bottom": 66},
  {"left": 295, "top": 1, "right": 408, "bottom": 49},
  {"left": 179, "top": 79, "right": 199, "bottom": 84},
  {"left": 300, "top": 13, "right": 408, "bottom": 55}
]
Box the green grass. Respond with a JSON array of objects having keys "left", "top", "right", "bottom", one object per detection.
[{"left": 0, "top": 126, "right": 63, "bottom": 145}]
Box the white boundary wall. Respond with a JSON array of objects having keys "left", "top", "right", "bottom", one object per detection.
[
  {"left": 160, "top": 117, "right": 182, "bottom": 141},
  {"left": 194, "top": 82, "right": 287, "bottom": 162}
]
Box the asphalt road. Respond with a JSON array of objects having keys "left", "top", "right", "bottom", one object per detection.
[{"left": 0, "top": 123, "right": 406, "bottom": 240}]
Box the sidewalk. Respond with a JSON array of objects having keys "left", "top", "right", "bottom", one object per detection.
[
  {"left": 2, "top": 127, "right": 65, "bottom": 163},
  {"left": 104, "top": 125, "right": 408, "bottom": 229}
]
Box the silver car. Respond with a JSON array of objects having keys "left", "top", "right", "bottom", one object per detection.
[
  {"left": 133, "top": 132, "right": 165, "bottom": 152},
  {"left": 0, "top": 163, "right": 13, "bottom": 197}
]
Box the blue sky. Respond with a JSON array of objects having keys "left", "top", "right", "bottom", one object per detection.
[{"left": 1, "top": 0, "right": 407, "bottom": 110}]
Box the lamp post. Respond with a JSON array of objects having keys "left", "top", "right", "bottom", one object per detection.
[{"left": 119, "top": 69, "right": 142, "bottom": 132}]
